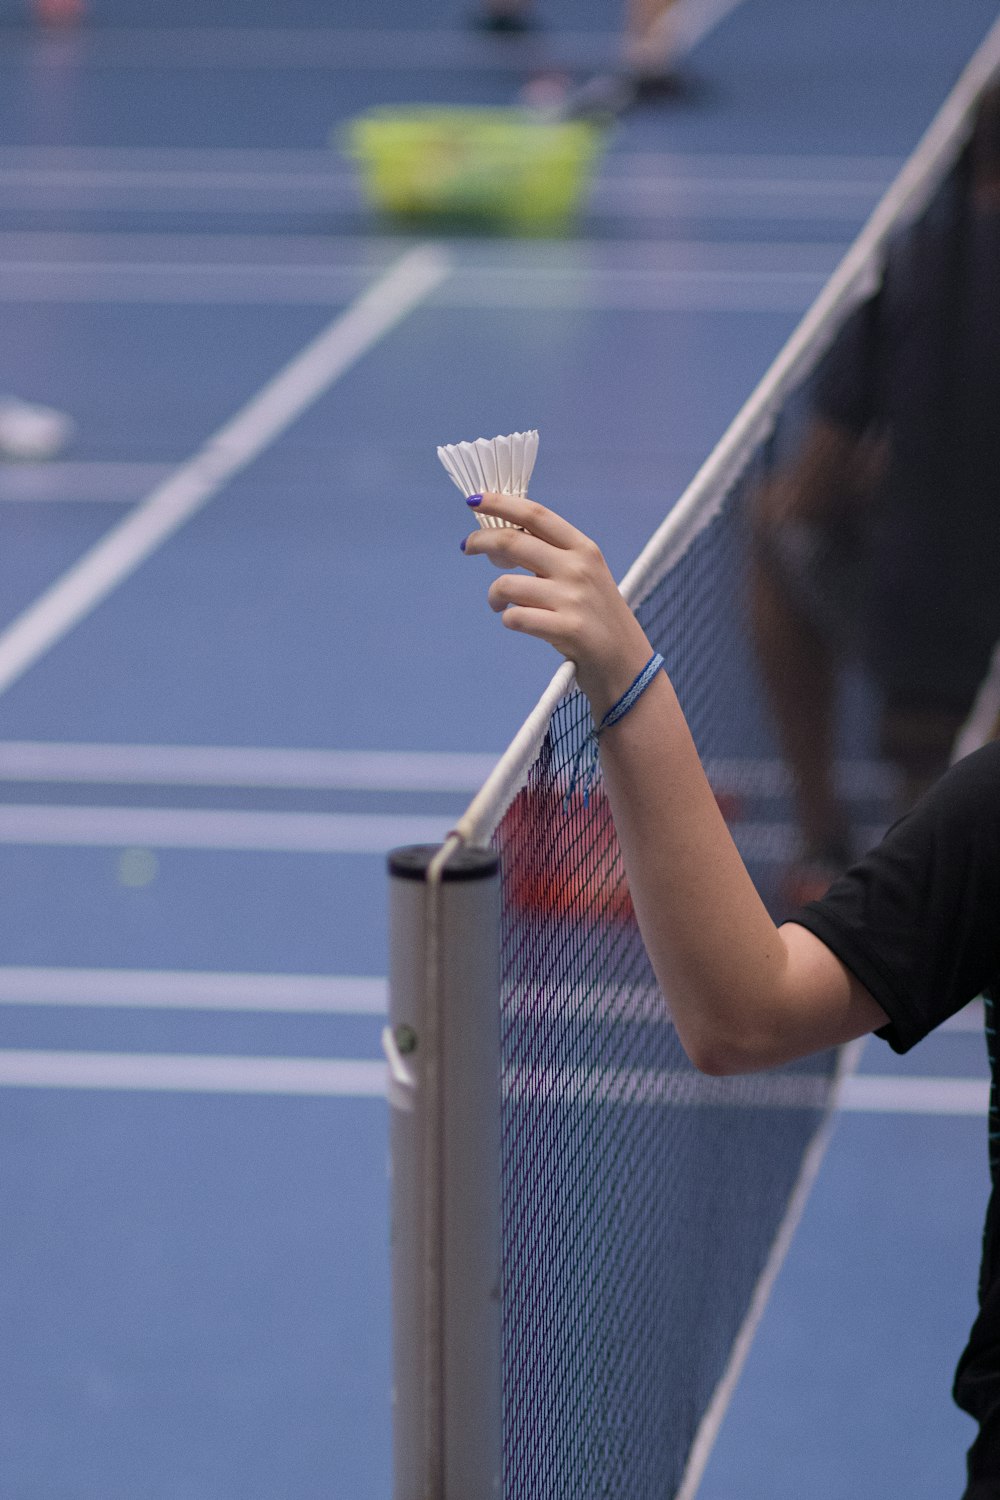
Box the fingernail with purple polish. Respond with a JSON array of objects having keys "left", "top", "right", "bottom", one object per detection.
[
  {"left": 460, "top": 537, "right": 467, "bottom": 552},
  {"left": 467, "top": 494, "right": 483, "bottom": 507}
]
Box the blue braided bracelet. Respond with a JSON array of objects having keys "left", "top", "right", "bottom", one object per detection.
[{"left": 565, "top": 651, "right": 665, "bottom": 809}]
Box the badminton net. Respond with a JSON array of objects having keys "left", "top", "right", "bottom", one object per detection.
[{"left": 416, "top": 18, "right": 1000, "bottom": 1498}]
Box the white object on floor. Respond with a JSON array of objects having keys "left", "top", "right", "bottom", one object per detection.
[{"left": 0, "top": 396, "right": 75, "bottom": 461}]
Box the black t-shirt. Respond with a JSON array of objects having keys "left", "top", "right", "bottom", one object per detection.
[
  {"left": 790, "top": 740, "right": 1000, "bottom": 1454},
  {"left": 792, "top": 740, "right": 1000, "bottom": 1052}
]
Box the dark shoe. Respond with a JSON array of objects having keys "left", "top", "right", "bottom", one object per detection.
[
  {"left": 560, "top": 67, "right": 694, "bottom": 120},
  {"left": 559, "top": 72, "right": 637, "bottom": 122},
  {"left": 632, "top": 67, "right": 688, "bottom": 101},
  {"left": 470, "top": 8, "right": 539, "bottom": 34}
]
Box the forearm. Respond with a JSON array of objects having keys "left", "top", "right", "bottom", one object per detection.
[
  {"left": 463, "top": 490, "right": 888, "bottom": 1071},
  {"left": 596, "top": 669, "right": 795, "bottom": 1072}
]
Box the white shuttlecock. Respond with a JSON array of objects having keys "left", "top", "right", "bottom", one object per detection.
[{"left": 436, "top": 429, "right": 538, "bottom": 529}]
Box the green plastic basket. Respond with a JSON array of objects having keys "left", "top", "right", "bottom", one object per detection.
[{"left": 341, "top": 106, "right": 607, "bottom": 232}]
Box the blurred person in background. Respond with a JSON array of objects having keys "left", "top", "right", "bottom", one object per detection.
[
  {"left": 32, "top": 0, "right": 84, "bottom": 19},
  {"left": 750, "top": 82, "right": 1000, "bottom": 902},
  {"left": 473, "top": 0, "right": 686, "bottom": 102}
]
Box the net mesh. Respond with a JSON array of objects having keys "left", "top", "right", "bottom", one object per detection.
[
  {"left": 496, "top": 461, "right": 851, "bottom": 1500},
  {"left": 443, "top": 28, "right": 1000, "bottom": 1499}
]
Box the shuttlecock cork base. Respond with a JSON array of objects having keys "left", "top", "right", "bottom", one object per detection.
[{"left": 436, "top": 429, "right": 538, "bottom": 529}]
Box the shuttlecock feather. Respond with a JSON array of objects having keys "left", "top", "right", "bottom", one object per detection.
[{"left": 437, "top": 430, "right": 538, "bottom": 529}]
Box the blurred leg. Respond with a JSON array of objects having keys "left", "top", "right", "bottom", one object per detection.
[
  {"left": 749, "top": 552, "right": 850, "bottom": 878},
  {"left": 624, "top": 0, "right": 681, "bottom": 79},
  {"left": 31, "top": 0, "right": 86, "bottom": 23}
]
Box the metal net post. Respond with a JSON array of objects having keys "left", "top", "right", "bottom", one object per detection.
[{"left": 386, "top": 842, "right": 502, "bottom": 1500}]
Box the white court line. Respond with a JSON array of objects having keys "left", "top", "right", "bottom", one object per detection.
[
  {"left": 0, "top": 967, "right": 975, "bottom": 1032},
  {"left": 593, "top": 178, "right": 887, "bottom": 210},
  {"left": 0, "top": 804, "right": 878, "bottom": 860},
  {"left": 0, "top": 230, "right": 855, "bottom": 263},
  {"left": 611, "top": 152, "right": 901, "bottom": 177},
  {"left": 0, "top": 961, "right": 979, "bottom": 1037},
  {"left": 0, "top": 147, "right": 894, "bottom": 223},
  {"left": 0, "top": 168, "right": 349, "bottom": 191},
  {"left": 0, "top": 1051, "right": 981, "bottom": 1108},
  {"left": 0, "top": 178, "right": 885, "bottom": 227},
  {"left": 839, "top": 1075, "right": 988, "bottom": 1116},
  {"left": 705, "top": 755, "right": 898, "bottom": 800},
  {"left": 506, "top": 1063, "right": 989, "bottom": 1117},
  {"left": 0, "top": 743, "right": 891, "bottom": 799},
  {"left": 0, "top": 1049, "right": 386, "bottom": 1096},
  {"left": 602, "top": 175, "right": 888, "bottom": 199},
  {"left": 0, "top": 168, "right": 883, "bottom": 202},
  {"left": 0, "top": 805, "right": 452, "bottom": 854},
  {"left": 0, "top": 966, "right": 386, "bottom": 1013},
  {"left": 0, "top": 146, "right": 901, "bottom": 178},
  {"left": 0, "top": 230, "right": 394, "bottom": 257},
  {"left": 0, "top": 263, "right": 374, "bottom": 306},
  {"left": 0, "top": 227, "right": 844, "bottom": 310},
  {"left": 0, "top": 243, "right": 449, "bottom": 699},
  {"left": 0, "top": 741, "right": 498, "bottom": 791},
  {"left": 0, "top": 262, "right": 829, "bottom": 312},
  {"left": 942, "top": 1000, "right": 986, "bottom": 1033}
]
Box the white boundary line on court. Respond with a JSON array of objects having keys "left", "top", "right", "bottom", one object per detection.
[
  {"left": 839, "top": 1075, "right": 989, "bottom": 1115},
  {"left": 0, "top": 183, "right": 884, "bottom": 229},
  {"left": 0, "top": 741, "right": 882, "bottom": 795},
  {"left": 0, "top": 804, "right": 883, "bottom": 860},
  {"left": 0, "top": 965, "right": 984, "bottom": 1039},
  {"left": 0, "top": 263, "right": 830, "bottom": 313},
  {"left": 0, "top": 805, "right": 453, "bottom": 854},
  {"left": 0, "top": 231, "right": 855, "bottom": 262},
  {"left": 0, "top": 1049, "right": 387, "bottom": 1095},
  {"left": 942, "top": 999, "right": 986, "bottom": 1033},
  {"left": 0, "top": 146, "right": 900, "bottom": 177},
  {"left": 0, "top": 168, "right": 884, "bottom": 198},
  {"left": 0, "top": 966, "right": 387, "bottom": 1012},
  {"left": 0, "top": 242, "right": 450, "bottom": 699},
  {"left": 0, "top": 1045, "right": 982, "bottom": 1106},
  {"left": 0, "top": 740, "right": 500, "bottom": 790}
]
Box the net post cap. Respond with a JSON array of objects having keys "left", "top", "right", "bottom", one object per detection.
[{"left": 388, "top": 843, "right": 499, "bottom": 882}]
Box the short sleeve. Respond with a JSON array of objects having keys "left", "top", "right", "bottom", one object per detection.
[{"left": 788, "top": 741, "right": 1000, "bottom": 1052}]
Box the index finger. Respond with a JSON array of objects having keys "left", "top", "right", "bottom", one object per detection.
[{"left": 472, "top": 492, "right": 584, "bottom": 550}]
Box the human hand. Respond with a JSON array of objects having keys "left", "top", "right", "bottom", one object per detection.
[{"left": 461, "top": 491, "right": 654, "bottom": 720}]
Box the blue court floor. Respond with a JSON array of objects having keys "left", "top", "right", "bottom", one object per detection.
[{"left": 0, "top": 1, "right": 997, "bottom": 1496}]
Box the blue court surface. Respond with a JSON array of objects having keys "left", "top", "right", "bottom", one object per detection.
[{"left": 0, "top": 1, "right": 996, "bottom": 1495}]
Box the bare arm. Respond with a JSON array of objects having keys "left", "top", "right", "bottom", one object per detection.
[{"left": 463, "top": 490, "right": 889, "bottom": 1074}]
